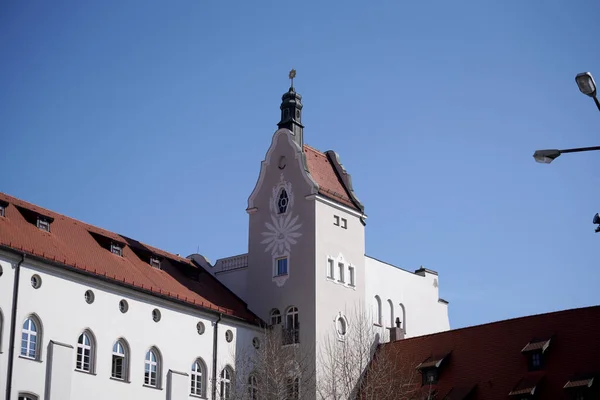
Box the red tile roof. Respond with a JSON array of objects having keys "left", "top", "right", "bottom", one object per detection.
[
  {"left": 303, "top": 144, "right": 361, "bottom": 211},
  {"left": 363, "top": 305, "right": 600, "bottom": 399},
  {"left": 0, "top": 192, "right": 259, "bottom": 323}
]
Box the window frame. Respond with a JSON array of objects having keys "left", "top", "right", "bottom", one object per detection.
[
  {"left": 286, "top": 376, "right": 300, "bottom": 400},
  {"left": 374, "top": 296, "right": 382, "bottom": 326},
  {"left": 111, "top": 243, "right": 123, "bottom": 257},
  {"left": 248, "top": 374, "right": 258, "bottom": 400},
  {"left": 111, "top": 339, "right": 129, "bottom": 381},
  {"left": 337, "top": 262, "right": 345, "bottom": 283},
  {"left": 18, "top": 393, "right": 39, "bottom": 400},
  {"left": 190, "top": 358, "right": 207, "bottom": 397},
  {"left": 341, "top": 218, "right": 347, "bottom": 229},
  {"left": 327, "top": 258, "right": 335, "bottom": 279},
  {"left": 36, "top": 217, "right": 50, "bottom": 232},
  {"left": 75, "top": 330, "right": 96, "bottom": 373},
  {"left": 333, "top": 215, "right": 340, "bottom": 226},
  {"left": 275, "top": 256, "right": 288, "bottom": 277},
  {"left": 277, "top": 189, "right": 289, "bottom": 214},
  {"left": 220, "top": 366, "right": 234, "bottom": 399},
  {"left": 283, "top": 306, "right": 300, "bottom": 345},
  {"left": 144, "top": 347, "right": 162, "bottom": 388},
  {"left": 348, "top": 265, "right": 355, "bottom": 286},
  {"left": 21, "top": 315, "right": 42, "bottom": 360},
  {"left": 270, "top": 309, "right": 282, "bottom": 325}
]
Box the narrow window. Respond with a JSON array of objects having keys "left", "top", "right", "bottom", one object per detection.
[
  {"left": 388, "top": 300, "right": 394, "bottom": 328},
  {"left": 327, "top": 259, "right": 335, "bottom": 279},
  {"left": 333, "top": 215, "right": 340, "bottom": 226},
  {"left": 529, "top": 351, "right": 543, "bottom": 371},
  {"left": 21, "top": 317, "right": 39, "bottom": 359},
  {"left": 0, "top": 205, "right": 5, "bottom": 217},
  {"left": 341, "top": 218, "right": 347, "bottom": 229},
  {"left": 191, "top": 359, "right": 205, "bottom": 396},
  {"left": 112, "top": 340, "right": 128, "bottom": 380},
  {"left": 144, "top": 348, "right": 160, "bottom": 387},
  {"left": 338, "top": 263, "right": 345, "bottom": 283},
  {"left": 111, "top": 243, "right": 123, "bottom": 257},
  {"left": 76, "top": 331, "right": 94, "bottom": 373},
  {"left": 286, "top": 376, "right": 300, "bottom": 399},
  {"left": 336, "top": 316, "right": 347, "bottom": 336},
  {"left": 348, "top": 266, "right": 355, "bottom": 286},
  {"left": 37, "top": 217, "right": 50, "bottom": 232},
  {"left": 150, "top": 257, "right": 161, "bottom": 269},
  {"left": 220, "top": 367, "right": 233, "bottom": 399},
  {"left": 374, "top": 296, "right": 382, "bottom": 325},
  {"left": 248, "top": 374, "right": 258, "bottom": 400},
  {"left": 270, "top": 309, "right": 282, "bottom": 325},
  {"left": 277, "top": 189, "right": 289, "bottom": 214},
  {"left": 0, "top": 309, "right": 3, "bottom": 353},
  {"left": 275, "top": 257, "right": 288, "bottom": 276},
  {"left": 284, "top": 307, "right": 299, "bottom": 345}
]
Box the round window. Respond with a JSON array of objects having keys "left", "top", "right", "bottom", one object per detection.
[
  {"left": 336, "top": 316, "right": 347, "bottom": 336},
  {"left": 84, "top": 290, "right": 95, "bottom": 304},
  {"left": 197, "top": 321, "right": 205, "bottom": 335},
  {"left": 31, "top": 274, "right": 42, "bottom": 289},
  {"left": 252, "top": 337, "right": 260, "bottom": 349},
  {"left": 119, "top": 299, "right": 129, "bottom": 313},
  {"left": 152, "top": 309, "right": 161, "bottom": 322},
  {"left": 225, "top": 329, "right": 234, "bottom": 343}
]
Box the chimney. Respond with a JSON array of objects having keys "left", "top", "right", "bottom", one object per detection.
[{"left": 388, "top": 317, "right": 405, "bottom": 342}]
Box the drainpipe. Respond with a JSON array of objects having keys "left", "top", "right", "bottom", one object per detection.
[
  {"left": 211, "top": 313, "right": 223, "bottom": 400},
  {"left": 5, "top": 253, "right": 26, "bottom": 400}
]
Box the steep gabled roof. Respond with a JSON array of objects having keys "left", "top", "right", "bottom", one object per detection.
[
  {"left": 303, "top": 144, "right": 363, "bottom": 212},
  {"left": 364, "top": 305, "right": 600, "bottom": 399},
  {"left": 0, "top": 192, "right": 260, "bottom": 323}
]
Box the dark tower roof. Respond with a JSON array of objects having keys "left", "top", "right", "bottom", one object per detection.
[{"left": 277, "top": 70, "right": 304, "bottom": 148}]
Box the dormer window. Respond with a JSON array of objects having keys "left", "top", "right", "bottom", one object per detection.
[
  {"left": 529, "top": 351, "right": 542, "bottom": 370},
  {"left": 0, "top": 200, "right": 7, "bottom": 217},
  {"left": 111, "top": 243, "right": 123, "bottom": 257},
  {"left": 417, "top": 353, "right": 449, "bottom": 387},
  {"left": 150, "top": 257, "right": 161, "bottom": 269},
  {"left": 521, "top": 338, "right": 550, "bottom": 372},
  {"left": 422, "top": 369, "right": 438, "bottom": 385},
  {"left": 277, "top": 189, "right": 289, "bottom": 214},
  {"left": 37, "top": 217, "right": 50, "bottom": 232}
]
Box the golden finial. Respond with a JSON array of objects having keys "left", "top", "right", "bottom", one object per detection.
[{"left": 289, "top": 68, "right": 296, "bottom": 87}]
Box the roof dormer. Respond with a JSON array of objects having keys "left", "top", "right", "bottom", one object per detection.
[
  {"left": 521, "top": 338, "right": 551, "bottom": 371},
  {"left": 88, "top": 231, "right": 126, "bottom": 257},
  {"left": 15, "top": 205, "right": 54, "bottom": 232},
  {"left": 0, "top": 200, "right": 8, "bottom": 217},
  {"left": 417, "top": 352, "right": 450, "bottom": 386}
]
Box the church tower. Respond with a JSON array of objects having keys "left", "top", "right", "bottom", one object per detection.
[{"left": 277, "top": 69, "right": 304, "bottom": 148}]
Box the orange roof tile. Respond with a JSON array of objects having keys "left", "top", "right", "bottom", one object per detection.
[
  {"left": 303, "top": 144, "right": 361, "bottom": 211},
  {"left": 362, "top": 306, "right": 600, "bottom": 399},
  {"left": 0, "top": 192, "right": 259, "bottom": 323}
]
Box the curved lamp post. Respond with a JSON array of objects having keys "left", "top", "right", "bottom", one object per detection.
[
  {"left": 575, "top": 72, "right": 600, "bottom": 112},
  {"left": 533, "top": 146, "right": 600, "bottom": 164}
]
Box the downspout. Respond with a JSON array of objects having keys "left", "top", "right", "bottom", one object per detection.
[
  {"left": 5, "top": 253, "right": 25, "bottom": 400},
  {"left": 211, "top": 313, "right": 223, "bottom": 400}
]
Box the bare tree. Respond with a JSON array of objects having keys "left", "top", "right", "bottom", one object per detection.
[
  {"left": 218, "top": 324, "right": 316, "bottom": 400},
  {"left": 317, "top": 303, "right": 433, "bottom": 400}
]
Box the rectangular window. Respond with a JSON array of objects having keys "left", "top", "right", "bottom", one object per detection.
[
  {"left": 327, "top": 259, "right": 334, "bottom": 279},
  {"left": 348, "top": 266, "right": 355, "bottom": 286},
  {"left": 111, "top": 243, "right": 123, "bottom": 257},
  {"left": 276, "top": 257, "right": 288, "bottom": 276},
  {"left": 0, "top": 206, "right": 4, "bottom": 217},
  {"left": 150, "top": 257, "right": 161, "bottom": 269},
  {"left": 341, "top": 218, "right": 347, "bottom": 229},
  {"left": 422, "top": 369, "right": 438, "bottom": 385},
  {"left": 37, "top": 218, "right": 50, "bottom": 232},
  {"left": 338, "top": 263, "right": 345, "bottom": 283},
  {"left": 334, "top": 215, "right": 340, "bottom": 226}
]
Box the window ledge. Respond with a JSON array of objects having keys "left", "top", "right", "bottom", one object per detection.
[
  {"left": 189, "top": 394, "right": 207, "bottom": 399},
  {"left": 74, "top": 369, "right": 96, "bottom": 376},
  {"left": 143, "top": 384, "right": 163, "bottom": 390},
  {"left": 18, "top": 355, "right": 42, "bottom": 363},
  {"left": 373, "top": 323, "right": 382, "bottom": 327},
  {"left": 282, "top": 343, "right": 300, "bottom": 348},
  {"left": 110, "top": 377, "right": 130, "bottom": 383}
]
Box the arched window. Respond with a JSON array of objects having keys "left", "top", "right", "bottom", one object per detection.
[
  {"left": 286, "top": 376, "right": 300, "bottom": 399},
  {"left": 220, "top": 366, "right": 233, "bottom": 399},
  {"left": 248, "top": 374, "right": 258, "bottom": 400},
  {"left": 18, "top": 394, "right": 38, "bottom": 400},
  {"left": 284, "top": 306, "right": 299, "bottom": 345},
  {"left": 144, "top": 347, "right": 161, "bottom": 388},
  {"left": 399, "top": 303, "right": 407, "bottom": 334},
  {"left": 191, "top": 358, "right": 207, "bottom": 397},
  {"left": 387, "top": 299, "right": 394, "bottom": 328},
  {"left": 270, "top": 308, "right": 282, "bottom": 325},
  {"left": 277, "top": 189, "right": 289, "bottom": 214},
  {"left": 112, "top": 339, "right": 129, "bottom": 380},
  {"left": 76, "top": 330, "right": 96, "bottom": 373},
  {"left": 21, "top": 316, "right": 41, "bottom": 360},
  {"left": 374, "top": 296, "right": 382, "bottom": 326}
]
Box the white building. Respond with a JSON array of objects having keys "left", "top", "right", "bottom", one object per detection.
[{"left": 0, "top": 80, "right": 449, "bottom": 400}]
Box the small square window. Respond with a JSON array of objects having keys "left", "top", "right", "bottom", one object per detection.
[
  {"left": 276, "top": 257, "right": 288, "bottom": 276},
  {"left": 348, "top": 266, "right": 355, "bottom": 286},
  {"left": 327, "top": 259, "right": 334, "bottom": 279},
  {"left": 422, "top": 369, "right": 438, "bottom": 385},
  {"left": 111, "top": 243, "right": 123, "bottom": 257},
  {"left": 334, "top": 216, "right": 340, "bottom": 226},
  {"left": 150, "top": 257, "right": 161, "bottom": 269},
  {"left": 341, "top": 218, "right": 347, "bottom": 229},
  {"left": 338, "top": 263, "right": 345, "bottom": 283},
  {"left": 529, "top": 352, "right": 543, "bottom": 370},
  {"left": 37, "top": 218, "right": 50, "bottom": 232}
]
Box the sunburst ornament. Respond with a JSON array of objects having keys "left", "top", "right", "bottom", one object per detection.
[{"left": 261, "top": 213, "right": 302, "bottom": 255}]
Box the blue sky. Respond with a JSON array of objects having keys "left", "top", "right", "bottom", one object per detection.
[{"left": 1, "top": 1, "right": 599, "bottom": 329}]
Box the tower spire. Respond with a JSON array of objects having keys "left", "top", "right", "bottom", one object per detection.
[{"left": 278, "top": 69, "right": 304, "bottom": 148}]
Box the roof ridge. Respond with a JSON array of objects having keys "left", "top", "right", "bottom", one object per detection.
[
  {"left": 381, "top": 304, "right": 600, "bottom": 346},
  {"left": 0, "top": 192, "right": 190, "bottom": 264},
  {"left": 303, "top": 143, "right": 324, "bottom": 153}
]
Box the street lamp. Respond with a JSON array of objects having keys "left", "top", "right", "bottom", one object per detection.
[
  {"left": 575, "top": 72, "right": 600, "bottom": 112},
  {"left": 533, "top": 146, "right": 600, "bottom": 164}
]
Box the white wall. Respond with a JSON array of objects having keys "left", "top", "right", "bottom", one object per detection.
[
  {"left": 1, "top": 252, "right": 261, "bottom": 400},
  {"left": 364, "top": 256, "right": 450, "bottom": 339}
]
